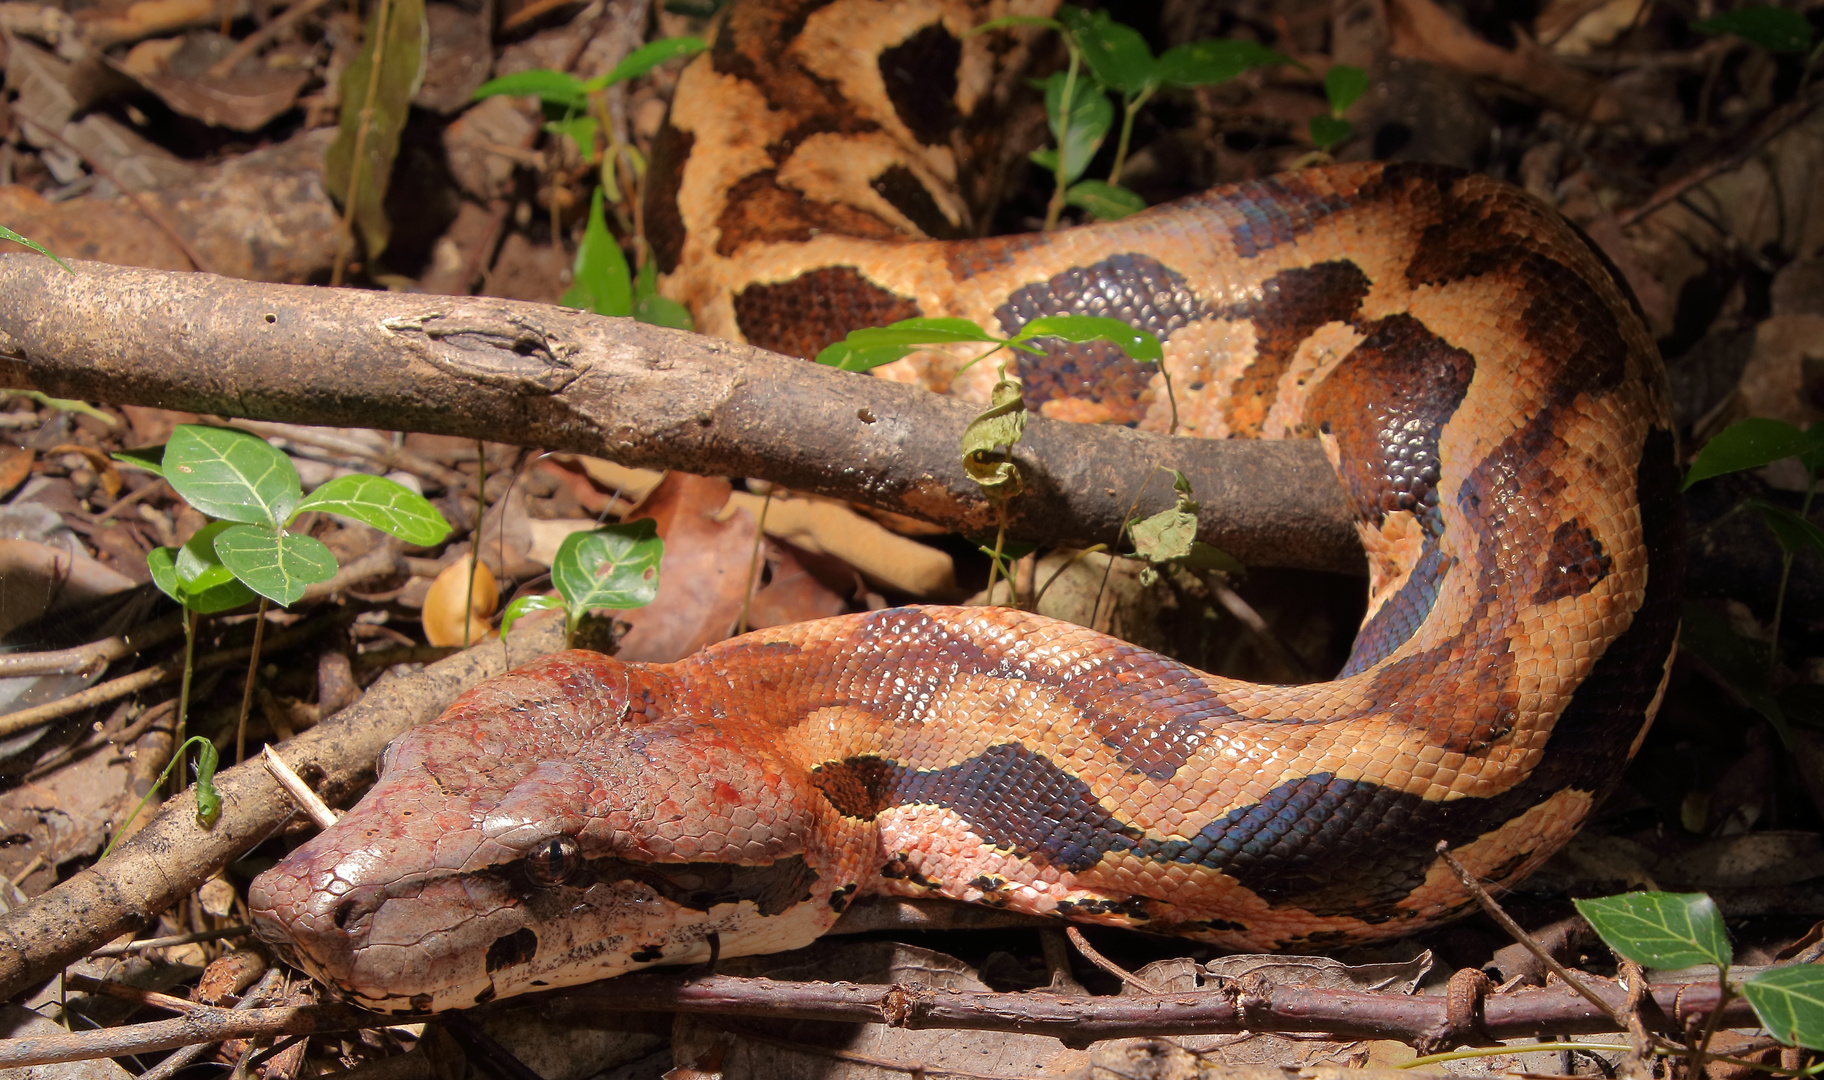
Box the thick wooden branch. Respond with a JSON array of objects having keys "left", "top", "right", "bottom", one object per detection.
[{"left": 0, "top": 257, "right": 1364, "bottom": 574}]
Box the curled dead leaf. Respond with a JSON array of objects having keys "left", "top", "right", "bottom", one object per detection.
[{"left": 422, "top": 557, "right": 497, "bottom": 646}]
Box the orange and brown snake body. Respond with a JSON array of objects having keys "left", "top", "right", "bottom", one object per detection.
[{"left": 250, "top": 0, "right": 1681, "bottom": 1014}]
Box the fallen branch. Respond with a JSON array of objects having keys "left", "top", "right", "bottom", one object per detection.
[
  {"left": 0, "top": 971, "right": 1761, "bottom": 1066},
  {"left": 0, "top": 258, "right": 1364, "bottom": 575}
]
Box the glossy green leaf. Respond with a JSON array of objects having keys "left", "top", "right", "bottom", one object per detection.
[
  {"left": 1310, "top": 115, "right": 1353, "bottom": 150},
  {"left": 112, "top": 446, "right": 166, "bottom": 477},
  {"left": 1744, "top": 966, "right": 1824, "bottom": 1049},
  {"left": 552, "top": 520, "right": 664, "bottom": 615},
  {"left": 294, "top": 474, "right": 452, "bottom": 546},
  {"left": 501, "top": 593, "right": 567, "bottom": 637},
  {"left": 1129, "top": 469, "right": 1201, "bottom": 563},
  {"left": 0, "top": 225, "right": 72, "bottom": 272},
  {"left": 1065, "top": 179, "right": 1147, "bottom": 220},
  {"left": 1574, "top": 891, "right": 1732, "bottom": 970},
  {"left": 1324, "top": 64, "right": 1369, "bottom": 114},
  {"left": 472, "top": 68, "right": 587, "bottom": 107},
  {"left": 961, "top": 374, "right": 1028, "bottom": 500},
  {"left": 164, "top": 425, "right": 303, "bottom": 527},
  {"left": 1064, "top": 8, "right": 1158, "bottom": 95},
  {"left": 589, "top": 36, "right": 707, "bottom": 88},
  {"left": 564, "top": 187, "right": 633, "bottom": 317},
  {"left": 1015, "top": 314, "right": 1163, "bottom": 363},
  {"left": 323, "top": 0, "right": 427, "bottom": 261},
  {"left": 1684, "top": 418, "right": 1823, "bottom": 488},
  {"left": 1156, "top": 38, "right": 1289, "bottom": 86},
  {"left": 1676, "top": 601, "right": 1791, "bottom": 744},
  {"left": 1751, "top": 500, "right": 1824, "bottom": 558},
  {"left": 212, "top": 525, "right": 339, "bottom": 607},
  {"left": 1036, "top": 68, "right": 1114, "bottom": 184},
  {"left": 1692, "top": 6, "right": 1813, "bottom": 51},
  {"left": 147, "top": 546, "right": 259, "bottom": 614},
  {"left": 175, "top": 521, "right": 237, "bottom": 586}
]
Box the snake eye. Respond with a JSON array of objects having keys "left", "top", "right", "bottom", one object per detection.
[{"left": 524, "top": 835, "right": 582, "bottom": 887}]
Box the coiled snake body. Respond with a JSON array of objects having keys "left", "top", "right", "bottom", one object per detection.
[{"left": 251, "top": 0, "right": 1682, "bottom": 1014}]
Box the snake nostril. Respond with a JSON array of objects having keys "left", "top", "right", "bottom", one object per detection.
[{"left": 330, "top": 887, "right": 384, "bottom": 932}]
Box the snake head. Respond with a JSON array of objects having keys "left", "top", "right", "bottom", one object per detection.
[{"left": 249, "top": 650, "right": 850, "bottom": 1014}]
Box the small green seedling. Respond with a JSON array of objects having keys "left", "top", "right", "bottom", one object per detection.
[
  {"left": 1692, "top": 5, "right": 1815, "bottom": 55},
  {"left": 115, "top": 424, "right": 453, "bottom": 822},
  {"left": 501, "top": 519, "right": 665, "bottom": 648},
  {"left": 1578, "top": 891, "right": 1824, "bottom": 1059},
  {"left": 475, "top": 40, "right": 705, "bottom": 330},
  {"left": 1678, "top": 417, "right": 1824, "bottom": 742},
  {"left": 0, "top": 225, "right": 72, "bottom": 273},
  {"left": 101, "top": 736, "right": 221, "bottom": 859},
  {"left": 1309, "top": 64, "right": 1367, "bottom": 152},
  {"left": 976, "top": 7, "right": 1287, "bottom": 225}
]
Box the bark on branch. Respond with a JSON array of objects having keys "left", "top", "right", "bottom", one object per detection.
[{"left": 0, "top": 257, "right": 1363, "bottom": 574}]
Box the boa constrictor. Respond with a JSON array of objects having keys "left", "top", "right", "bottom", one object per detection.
[{"left": 250, "top": 0, "right": 1682, "bottom": 1014}]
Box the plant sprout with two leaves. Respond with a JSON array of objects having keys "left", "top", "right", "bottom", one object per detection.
[
  {"left": 977, "top": 7, "right": 1291, "bottom": 226},
  {"left": 110, "top": 424, "right": 451, "bottom": 840},
  {"left": 501, "top": 519, "right": 665, "bottom": 648}
]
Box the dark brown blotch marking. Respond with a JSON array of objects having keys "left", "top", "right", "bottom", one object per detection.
[
  {"left": 1195, "top": 171, "right": 1356, "bottom": 258},
  {"left": 644, "top": 124, "right": 693, "bottom": 274},
  {"left": 733, "top": 266, "right": 921, "bottom": 360},
  {"left": 872, "top": 164, "right": 962, "bottom": 239},
  {"left": 1218, "top": 260, "right": 1372, "bottom": 436},
  {"left": 1534, "top": 519, "right": 1611, "bottom": 603},
  {"left": 484, "top": 928, "right": 538, "bottom": 973},
  {"left": 715, "top": 170, "right": 906, "bottom": 258},
  {"left": 629, "top": 944, "right": 665, "bottom": 962},
  {"left": 879, "top": 21, "right": 961, "bottom": 145},
  {"left": 811, "top": 755, "right": 896, "bottom": 820},
  {"left": 826, "top": 883, "right": 858, "bottom": 912},
  {"left": 1308, "top": 312, "right": 1475, "bottom": 530}
]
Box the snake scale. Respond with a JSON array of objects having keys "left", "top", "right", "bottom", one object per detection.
[{"left": 250, "top": 0, "right": 1683, "bottom": 1014}]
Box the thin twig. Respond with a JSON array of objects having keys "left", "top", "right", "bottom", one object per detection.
[
  {"left": 89, "top": 926, "right": 252, "bottom": 958},
  {"left": 0, "top": 615, "right": 185, "bottom": 679},
  {"left": 1064, "top": 926, "right": 1161, "bottom": 994},
  {"left": 1434, "top": 841, "right": 1626, "bottom": 1028},
  {"left": 136, "top": 967, "right": 286, "bottom": 1080},
  {"left": 204, "top": 0, "right": 337, "bottom": 77},
  {"left": 234, "top": 597, "right": 271, "bottom": 764},
  {"left": 261, "top": 745, "right": 337, "bottom": 829},
  {"left": 329, "top": 0, "right": 396, "bottom": 287},
  {"left": 21, "top": 124, "right": 210, "bottom": 272},
  {"left": 0, "top": 614, "right": 339, "bottom": 739},
  {"left": 1617, "top": 81, "right": 1824, "bottom": 226}
]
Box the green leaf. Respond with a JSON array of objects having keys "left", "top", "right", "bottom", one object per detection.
[
  {"left": 1324, "top": 64, "right": 1369, "bottom": 114},
  {"left": 1065, "top": 179, "right": 1147, "bottom": 220},
  {"left": 472, "top": 68, "right": 587, "bottom": 108},
  {"left": 1574, "top": 891, "right": 1732, "bottom": 970},
  {"left": 563, "top": 187, "right": 633, "bottom": 317},
  {"left": 1156, "top": 38, "right": 1289, "bottom": 86},
  {"left": 1684, "top": 418, "right": 1823, "bottom": 488},
  {"left": 175, "top": 521, "right": 237, "bottom": 586},
  {"left": 1037, "top": 68, "right": 1114, "bottom": 184},
  {"left": 1692, "top": 6, "right": 1813, "bottom": 51},
  {"left": 501, "top": 593, "right": 567, "bottom": 637},
  {"left": 164, "top": 425, "right": 303, "bottom": 528},
  {"left": 294, "top": 474, "right": 453, "bottom": 546},
  {"left": 815, "top": 341, "right": 918, "bottom": 372},
  {"left": 1015, "top": 314, "right": 1164, "bottom": 363},
  {"left": 588, "top": 36, "right": 708, "bottom": 88},
  {"left": 630, "top": 259, "right": 695, "bottom": 330},
  {"left": 552, "top": 520, "right": 664, "bottom": 615},
  {"left": 1751, "top": 500, "right": 1824, "bottom": 558},
  {"left": 843, "top": 317, "right": 1003, "bottom": 347},
  {"left": 112, "top": 446, "right": 166, "bottom": 478},
  {"left": 1063, "top": 8, "right": 1158, "bottom": 95},
  {"left": 1744, "top": 966, "right": 1824, "bottom": 1049},
  {"left": 1309, "top": 114, "right": 1352, "bottom": 150},
  {"left": 323, "top": 0, "right": 427, "bottom": 261},
  {"left": 147, "top": 546, "right": 258, "bottom": 614},
  {"left": 212, "top": 525, "right": 339, "bottom": 607},
  {"left": 969, "top": 14, "right": 1064, "bottom": 34},
  {"left": 961, "top": 373, "right": 1028, "bottom": 500},
  {"left": 0, "top": 225, "right": 72, "bottom": 272},
  {"left": 1129, "top": 469, "right": 1201, "bottom": 563},
  {"left": 545, "top": 114, "right": 600, "bottom": 156},
  {"left": 11, "top": 391, "right": 115, "bottom": 425},
  {"left": 1676, "top": 600, "right": 1793, "bottom": 744}
]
